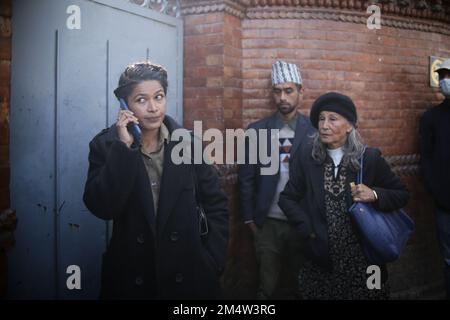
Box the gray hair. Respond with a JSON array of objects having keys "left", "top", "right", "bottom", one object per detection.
[{"left": 311, "top": 128, "right": 365, "bottom": 171}]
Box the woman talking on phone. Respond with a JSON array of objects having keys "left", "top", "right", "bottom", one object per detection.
[{"left": 83, "top": 61, "right": 229, "bottom": 300}]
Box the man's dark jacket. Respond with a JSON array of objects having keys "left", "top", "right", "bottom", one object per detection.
[
  {"left": 419, "top": 98, "right": 450, "bottom": 211},
  {"left": 83, "top": 116, "right": 228, "bottom": 299},
  {"left": 238, "top": 112, "right": 315, "bottom": 227}
]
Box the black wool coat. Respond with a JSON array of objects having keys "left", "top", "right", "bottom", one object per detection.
[
  {"left": 83, "top": 116, "right": 229, "bottom": 299},
  {"left": 278, "top": 146, "right": 410, "bottom": 271}
]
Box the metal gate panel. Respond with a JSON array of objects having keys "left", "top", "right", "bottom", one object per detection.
[
  {"left": 57, "top": 32, "right": 110, "bottom": 300},
  {"left": 10, "top": 0, "right": 68, "bottom": 299},
  {"left": 9, "top": 0, "right": 183, "bottom": 299}
]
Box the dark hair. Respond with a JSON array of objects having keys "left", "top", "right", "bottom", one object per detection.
[{"left": 113, "top": 61, "right": 168, "bottom": 100}]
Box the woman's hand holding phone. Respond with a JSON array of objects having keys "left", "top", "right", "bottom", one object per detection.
[{"left": 116, "top": 109, "right": 139, "bottom": 148}]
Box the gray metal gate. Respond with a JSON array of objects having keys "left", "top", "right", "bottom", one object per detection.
[{"left": 9, "top": 0, "right": 183, "bottom": 299}]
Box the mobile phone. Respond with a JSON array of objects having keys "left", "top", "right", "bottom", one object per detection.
[{"left": 119, "top": 98, "right": 142, "bottom": 143}]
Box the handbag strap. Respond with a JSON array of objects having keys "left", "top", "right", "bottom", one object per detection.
[
  {"left": 192, "top": 166, "right": 202, "bottom": 206},
  {"left": 188, "top": 133, "right": 202, "bottom": 207},
  {"left": 357, "top": 147, "right": 366, "bottom": 184},
  {"left": 192, "top": 164, "right": 209, "bottom": 238}
]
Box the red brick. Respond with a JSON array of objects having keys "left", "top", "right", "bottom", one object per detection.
[
  {"left": 184, "top": 22, "right": 224, "bottom": 36},
  {"left": 205, "top": 98, "right": 223, "bottom": 109},
  {"left": 184, "top": 54, "right": 206, "bottom": 67},
  {"left": 0, "top": 123, "right": 7, "bottom": 146},
  {"left": 223, "top": 109, "right": 234, "bottom": 120},
  {"left": 242, "top": 38, "right": 297, "bottom": 50},
  {"left": 242, "top": 59, "right": 272, "bottom": 70},
  {"left": 0, "top": 61, "right": 10, "bottom": 85},
  {"left": 242, "top": 88, "right": 270, "bottom": 99},
  {"left": 185, "top": 33, "right": 224, "bottom": 46},
  {"left": 0, "top": 17, "right": 11, "bottom": 39},
  {"left": 224, "top": 66, "right": 240, "bottom": 79},
  {"left": 184, "top": 44, "right": 224, "bottom": 58},
  {"left": 196, "top": 66, "right": 223, "bottom": 78},
  {"left": 0, "top": 187, "right": 10, "bottom": 210},
  {"left": 243, "top": 19, "right": 302, "bottom": 30},
  {"left": 224, "top": 118, "right": 242, "bottom": 130},
  {"left": 206, "top": 77, "right": 223, "bottom": 88},
  {"left": 223, "top": 97, "right": 241, "bottom": 107},
  {"left": 243, "top": 49, "right": 276, "bottom": 59},
  {"left": 0, "top": 0, "right": 11, "bottom": 17},
  {"left": 297, "top": 60, "right": 336, "bottom": 71},
  {"left": 184, "top": 77, "right": 207, "bottom": 88},
  {"left": 224, "top": 46, "right": 241, "bottom": 58},
  {"left": 203, "top": 120, "right": 224, "bottom": 131},
  {"left": 223, "top": 87, "right": 241, "bottom": 98},
  {"left": 223, "top": 55, "right": 240, "bottom": 67},
  {"left": 0, "top": 37, "right": 11, "bottom": 60},
  {"left": 0, "top": 164, "right": 8, "bottom": 189},
  {"left": 184, "top": 87, "right": 223, "bottom": 99},
  {"left": 0, "top": 85, "right": 9, "bottom": 102},
  {"left": 223, "top": 14, "right": 240, "bottom": 26},
  {"left": 184, "top": 12, "right": 224, "bottom": 26},
  {"left": 206, "top": 55, "right": 223, "bottom": 66},
  {"left": 223, "top": 77, "right": 242, "bottom": 88},
  {"left": 0, "top": 140, "right": 7, "bottom": 158},
  {"left": 243, "top": 79, "right": 271, "bottom": 90},
  {"left": 243, "top": 99, "right": 271, "bottom": 109}
]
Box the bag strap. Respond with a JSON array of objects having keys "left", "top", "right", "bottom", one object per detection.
[
  {"left": 357, "top": 147, "right": 366, "bottom": 184},
  {"left": 192, "top": 162, "right": 209, "bottom": 239},
  {"left": 185, "top": 132, "right": 209, "bottom": 239},
  {"left": 188, "top": 132, "right": 202, "bottom": 207},
  {"left": 192, "top": 166, "right": 202, "bottom": 207}
]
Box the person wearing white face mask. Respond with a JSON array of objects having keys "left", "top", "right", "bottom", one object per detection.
[
  {"left": 438, "top": 61, "right": 450, "bottom": 98},
  {"left": 419, "top": 58, "right": 450, "bottom": 299}
]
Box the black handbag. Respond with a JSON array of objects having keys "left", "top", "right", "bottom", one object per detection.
[
  {"left": 348, "top": 154, "right": 415, "bottom": 265},
  {"left": 192, "top": 167, "right": 209, "bottom": 242}
]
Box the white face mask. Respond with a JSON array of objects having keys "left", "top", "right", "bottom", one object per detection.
[{"left": 439, "top": 78, "right": 450, "bottom": 98}]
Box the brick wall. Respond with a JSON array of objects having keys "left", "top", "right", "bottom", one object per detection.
[
  {"left": 242, "top": 19, "right": 450, "bottom": 155},
  {"left": 183, "top": 1, "right": 450, "bottom": 299},
  {"left": 184, "top": 13, "right": 225, "bottom": 131},
  {"left": 184, "top": 12, "right": 243, "bottom": 131},
  {"left": 0, "top": 0, "right": 10, "bottom": 212},
  {"left": 240, "top": 19, "right": 450, "bottom": 297},
  {"left": 223, "top": 14, "right": 242, "bottom": 129},
  {"left": 0, "top": 0, "right": 11, "bottom": 299}
]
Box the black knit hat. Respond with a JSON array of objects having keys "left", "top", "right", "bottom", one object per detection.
[{"left": 309, "top": 92, "right": 357, "bottom": 129}]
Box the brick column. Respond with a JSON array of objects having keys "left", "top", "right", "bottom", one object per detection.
[
  {"left": 0, "top": 0, "right": 12, "bottom": 299},
  {"left": 182, "top": 1, "right": 259, "bottom": 298},
  {"left": 0, "top": 0, "right": 10, "bottom": 211},
  {"left": 182, "top": 0, "right": 244, "bottom": 131}
]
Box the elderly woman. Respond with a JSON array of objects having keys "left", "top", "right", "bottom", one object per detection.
[
  {"left": 278, "top": 92, "right": 409, "bottom": 299},
  {"left": 83, "top": 61, "right": 228, "bottom": 299}
]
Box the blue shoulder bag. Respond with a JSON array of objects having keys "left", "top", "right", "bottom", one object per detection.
[{"left": 348, "top": 155, "right": 415, "bottom": 265}]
